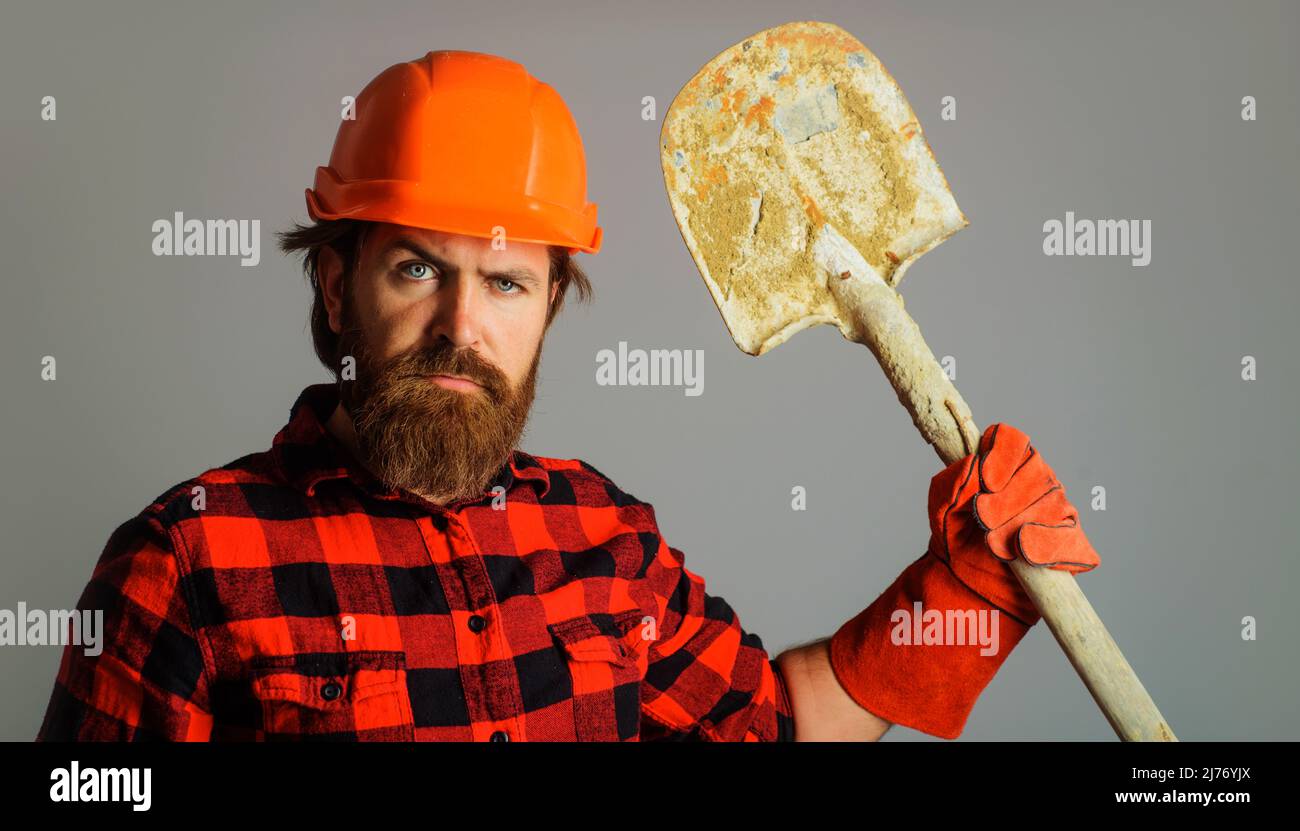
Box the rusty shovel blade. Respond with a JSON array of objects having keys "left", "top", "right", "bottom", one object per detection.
[{"left": 660, "top": 20, "right": 967, "bottom": 356}]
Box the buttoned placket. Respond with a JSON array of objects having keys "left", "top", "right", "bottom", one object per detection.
[
  {"left": 314, "top": 429, "right": 529, "bottom": 742},
  {"left": 413, "top": 498, "right": 526, "bottom": 743}
]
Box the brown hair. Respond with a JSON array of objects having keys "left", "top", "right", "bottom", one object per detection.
[{"left": 276, "top": 219, "right": 594, "bottom": 375}]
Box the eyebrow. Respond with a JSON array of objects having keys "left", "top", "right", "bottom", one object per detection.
[{"left": 386, "top": 236, "right": 543, "bottom": 287}]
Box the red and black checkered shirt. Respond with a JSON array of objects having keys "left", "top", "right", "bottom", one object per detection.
[{"left": 37, "top": 383, "right": 795, "bottom": 741}]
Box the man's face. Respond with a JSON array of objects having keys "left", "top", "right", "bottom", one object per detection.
[{"left": 320, "top": 223, "right": 557, "bottom": 504}]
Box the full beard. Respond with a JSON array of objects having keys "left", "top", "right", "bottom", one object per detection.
[{"left": 335, "top": 317, "right": 541, "bottom": 505}]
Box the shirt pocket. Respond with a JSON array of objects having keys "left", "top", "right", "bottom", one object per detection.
[
  {"left": 249, "top": 650, "right": 415, "bottom": 741},
  {"left": 548, "top": 611, "right": 646, "bottom": 741}
]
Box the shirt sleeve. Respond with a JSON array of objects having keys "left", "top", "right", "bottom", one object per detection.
[
  {"left": 634, "top": 503, "right": 796, "bottom": 742},
  {"left": 36, "top": 511, "right": 214, "bottom": 741}
]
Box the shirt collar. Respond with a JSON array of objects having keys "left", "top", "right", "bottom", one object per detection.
[{"left": 272, "top": 383, "right": 550, "bottom": 508}]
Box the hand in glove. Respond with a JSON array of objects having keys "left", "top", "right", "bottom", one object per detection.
[{"left": 828, "top": 423, "right": 1099, "bottom": 738}]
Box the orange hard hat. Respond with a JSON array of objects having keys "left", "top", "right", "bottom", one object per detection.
[{"left": 305, "top": 50, "right": 602, "bottom": 255}]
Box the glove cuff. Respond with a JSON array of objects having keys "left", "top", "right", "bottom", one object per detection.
[{"left": 828, "top": 551, "right": 1033, "bottom": 739}]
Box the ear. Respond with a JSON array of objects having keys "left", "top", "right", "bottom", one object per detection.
[
  {"left": 549, "top": 278, "right": 559, "bottom": 309},
  {"left": 319, "top": 245, "right": 346, "bottom": 334}
]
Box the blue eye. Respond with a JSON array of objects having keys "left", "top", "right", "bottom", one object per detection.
[
  {"left": 495, "top": 278, "right": 521, "bottom": 294},
  {"left": 402, "top": 262, "right": 435, "bottom": 280}
]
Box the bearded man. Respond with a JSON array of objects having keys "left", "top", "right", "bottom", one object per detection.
[{"left": 37, "top": 50, "right": 1097, "bottom": 742}]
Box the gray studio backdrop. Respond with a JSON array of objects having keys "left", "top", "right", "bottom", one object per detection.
[{"left": 2, "top": 0, "right": 1296, "bottom": 741}]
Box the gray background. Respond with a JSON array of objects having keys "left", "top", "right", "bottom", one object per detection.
[{"left": 1, "top": 0, "right": 1296, "bottom": 741}]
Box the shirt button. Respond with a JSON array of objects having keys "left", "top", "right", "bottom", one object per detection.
[
  {"left": 467, "top": 614, "right": 486, "bottom": 633},
  {"left": 490, "top": 730, "right": 509, "bottom": 742},
  {"left": 321, "top": 681, "right": 343, "bottom": 701}
]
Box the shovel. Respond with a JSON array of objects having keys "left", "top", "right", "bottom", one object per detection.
[{"left": 659, "top": 20, "right": 1175, "bottom": 741}]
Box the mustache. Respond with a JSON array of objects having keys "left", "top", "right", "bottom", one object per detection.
[{"left": 385, "top": 343, "right": 505, "bottom": 395}]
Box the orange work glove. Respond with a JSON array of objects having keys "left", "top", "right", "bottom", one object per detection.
[{"left": 828, "top": 423, "right": 1100, "bottom": 738}]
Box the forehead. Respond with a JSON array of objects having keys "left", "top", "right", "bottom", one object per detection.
[{"left": 365, "top": 223, "right": 548, "bottom": 268}]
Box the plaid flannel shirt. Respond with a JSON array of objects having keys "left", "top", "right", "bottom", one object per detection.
[{"left": 37, "top": 383, "right": 796, "bottom": 741}]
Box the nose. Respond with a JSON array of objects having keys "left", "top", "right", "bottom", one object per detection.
[{"left": 433, "top": 271, "right": 481, "bottom": 349}]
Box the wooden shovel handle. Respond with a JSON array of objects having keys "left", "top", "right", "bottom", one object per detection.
[{"left": 828, "top": 271, "right": 1176, "bottom": 741}]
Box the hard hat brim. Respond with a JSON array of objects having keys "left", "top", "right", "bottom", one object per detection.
[{"left": 305, "top": 175, "right": 602, "bottom": 256}]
